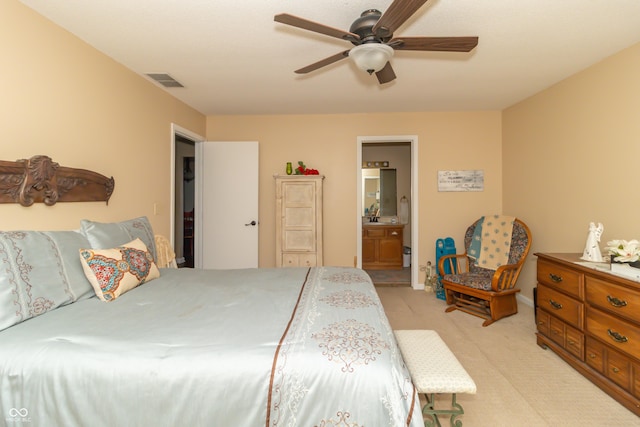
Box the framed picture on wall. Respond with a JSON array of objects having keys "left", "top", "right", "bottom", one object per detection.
[{"left": 437, "top": 170, "right": 484, "bottom": 192}]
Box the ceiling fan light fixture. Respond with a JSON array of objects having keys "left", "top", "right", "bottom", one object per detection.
[{"left": 349, "top": 43, "right": 394, "bottom": 74}]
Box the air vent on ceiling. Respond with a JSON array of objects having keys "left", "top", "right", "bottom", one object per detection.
[{"left": 145, "top": 73, "right": 184, "bottom": 88}]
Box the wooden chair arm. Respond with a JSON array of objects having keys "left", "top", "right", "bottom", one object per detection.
[
  {"left": 491, "top": 262, "right": 524, "bottom": 292},
  {"left": 438, "top": 253, "right": 470, "bottom": 276}
]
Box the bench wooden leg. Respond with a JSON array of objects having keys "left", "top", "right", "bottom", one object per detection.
[{"left": 422, "top": 393, "right": 465, "bottom": 427}]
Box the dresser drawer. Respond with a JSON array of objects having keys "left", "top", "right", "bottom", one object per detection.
[
  {"left": 548, "top": 316, "right": 565, "bottom": 347},
  {"left": 633, "top": 361, "right": 640, "bottom": 399},
  {"left": 586, "top": 336, "right": 634, "bottom": 393},
  {"left": 586, "top": 336, "right": 605, "bottom": 374},
  {"left": 586, "top": 276, "right": 640, "bottom": 324},
  {"left": 607, "top": 348, "right": 632, "bottom": 391},
  {"left": 537, "top": 259, "right": 583, "bottom": 298},
  {"left": 282, "top": 253, "right": 317, "bottom": 267},
  {"left": 547, "top": 316, "right": 584, "bottom": 359},
  {"left": 565, "top": 325, "right": 584, "bottom": 359},
  {"left": 587, "top": 308, "right": 640, "bottom": 360},
  {"left": 537, "top": 283, "right": 583, "bottom": 329},
  {"left": 536, "top": 308, "right": 550, "bottom": 337}
]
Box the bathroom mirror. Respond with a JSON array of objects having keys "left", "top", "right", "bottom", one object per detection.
[{"left": 362, "top": 168, "right": 397, "bottom": 217}]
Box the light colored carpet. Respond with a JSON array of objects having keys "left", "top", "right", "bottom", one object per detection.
[{"left": 376, "top": 287, "right": 639, "bottom": 426}]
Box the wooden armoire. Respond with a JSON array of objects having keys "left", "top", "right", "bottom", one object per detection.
[{"left": 274, "top": 175, "right": 324, "bottom": 267}]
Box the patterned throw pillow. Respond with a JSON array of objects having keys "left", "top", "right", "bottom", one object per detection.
[{"left": 79, "top": 238, "right": 160, "bottom": 302}]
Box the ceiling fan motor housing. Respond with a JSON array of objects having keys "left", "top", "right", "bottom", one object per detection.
[{"left": 349, "top": 9, "right": 391, "bottom": 45}]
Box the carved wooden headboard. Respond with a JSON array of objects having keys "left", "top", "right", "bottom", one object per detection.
[{"left": 0, "top": 155, "right": 114, "bottom": 207}]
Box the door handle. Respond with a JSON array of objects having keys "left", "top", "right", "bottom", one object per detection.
[{"left": 245, "top": 220, "right": 258, "bottom": 226}]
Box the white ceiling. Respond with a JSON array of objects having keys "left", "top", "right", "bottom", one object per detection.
[{"left": 20, "top": 0, "right": 640, "bottom": 116}]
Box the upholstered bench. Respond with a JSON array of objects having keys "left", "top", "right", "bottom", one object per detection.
[{"left": 394, "top": 330, "right": 477, "bottom": 427}]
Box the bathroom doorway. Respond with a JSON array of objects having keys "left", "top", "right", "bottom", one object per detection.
[{"left": 356, "top": 135, "right": 419, "bottom": 289}]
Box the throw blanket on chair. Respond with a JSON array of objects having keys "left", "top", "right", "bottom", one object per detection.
[{"left": 468, "top": 215, "right": 515, "bottom": 270}]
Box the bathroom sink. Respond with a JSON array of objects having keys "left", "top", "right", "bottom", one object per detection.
[{"left": 364, "top": 222, "right": 395, "bottom": 226}]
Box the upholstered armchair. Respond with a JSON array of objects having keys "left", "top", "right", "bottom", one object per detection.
[{"left": 437, "top": 217, "right": 532, "bottom": 326}]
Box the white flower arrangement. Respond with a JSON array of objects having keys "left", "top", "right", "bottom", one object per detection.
[{"left": 605, "top": 239, "right": 640, "bottom": 263}]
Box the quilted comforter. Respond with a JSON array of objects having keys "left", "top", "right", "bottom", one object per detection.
[{"left": 0, "top": 266, "right": 421, "bottom": 426}]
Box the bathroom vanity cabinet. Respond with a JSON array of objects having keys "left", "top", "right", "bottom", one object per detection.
[
  {"left": 362, "top": 224, "right": 404, "bottom": 270},
  {"left": 275, "top": 175, "right": 324, "bottom": 267}
]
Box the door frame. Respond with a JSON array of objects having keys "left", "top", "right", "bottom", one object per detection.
[
  {"left": 356, "top": 135, "right": 420, "bottom": 289},
  {"left": 170, "top": 123, "right": 204, "bottom": 250}
]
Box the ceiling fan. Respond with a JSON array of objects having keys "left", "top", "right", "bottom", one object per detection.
[{"left": 274, "top": 0, "right": 478, "bottom": 84}]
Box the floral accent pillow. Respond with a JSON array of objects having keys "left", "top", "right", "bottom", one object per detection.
[{"left": 79, "top": 238, "right": 160, "bottom": 302}]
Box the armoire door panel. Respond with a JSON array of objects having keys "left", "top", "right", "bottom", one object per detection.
[{"left": 284, "top": 207, "right": 315, "bottom": 227}]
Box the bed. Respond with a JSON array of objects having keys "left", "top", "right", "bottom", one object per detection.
[{"left": 0, "top": 217, "right": 422, "bottom": 427}]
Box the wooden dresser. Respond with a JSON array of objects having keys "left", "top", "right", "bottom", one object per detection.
[
  {"left": 535, "top": 253, "right": 640, "bottom": 415},
  {"left": 275, "top": 175, "right": 324, "bottom": 267},
  {"left": 362, "top": 224, "right": 404, "bottom": 270}
]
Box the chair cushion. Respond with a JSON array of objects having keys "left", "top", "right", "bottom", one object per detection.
[
  {"left": 464, "top": 219, "right": 529, "bottom": 267},
  {"left": 444, "top": 268, "right": 494, "bottom": 291}
]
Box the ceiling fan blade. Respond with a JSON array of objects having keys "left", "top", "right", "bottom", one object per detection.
[
  {"left": 390, "top": 36, "right": 478, "bottom": 52},
  {"left": 295, "top": 50, "right": 351, "bottom": 74},
  {"left": 376, "top": 62, "right": 397, "bottom": 84},
  {"left": 372, "top": 0, "right": 430, "bottom": 37},
  {"left": 275, "top": 13, "right": 360, "bottom": 43}
]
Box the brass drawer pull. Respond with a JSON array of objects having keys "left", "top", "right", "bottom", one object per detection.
[
  {"left": 549, "top": 299, "right": 563, "bottom": 310},
  {"left": 549, "top": 273, "right": 563, "bottom": 283},
  {"left": 612, "top": 367, "right": 620, "bottom": 374},
  {"left": 588, "top": 353, "right": 596, "bottom": 359},
  {"left": 607, "top": 329, "right": 628, "bottom": 343},
  {"left": 607, "top": 295, "right": 628, "bottom": 308},
  {"left": 390, "top": 231, "right": 398, "bottom": 235}
]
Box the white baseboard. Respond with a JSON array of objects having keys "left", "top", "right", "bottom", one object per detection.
[{"left": 517, "top": 293, "right": 534, "bottom": 307}]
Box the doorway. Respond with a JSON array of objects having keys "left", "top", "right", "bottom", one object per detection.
[
  {"left": 177, "top": 143, "right": 195, "bottom": 267},
  {"left": 171, "top": 125, "right": 260, "bottom": 270},
  {"left": 356, "top": 135, "right": 419, "bottom": 289},
  {"left": 172, "top": 126, "right": 201, "bottom": 267}
]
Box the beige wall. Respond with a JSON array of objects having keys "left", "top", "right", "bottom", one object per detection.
[
  {"left": 13, "top": 0, "right": 636, "bottom": 305},
  {"left": 503, "top": 42, "right": 640, "bottom": 302},
  {"left": 207, "top": 112, "right": 503, "bottom": 280},
  {"left": 1, "top": 1, "right": 206, "bottom": 236}
]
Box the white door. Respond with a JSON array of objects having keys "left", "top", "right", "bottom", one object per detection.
[{"left": 195, "top": 141, "right": 259, "bottom": 269}]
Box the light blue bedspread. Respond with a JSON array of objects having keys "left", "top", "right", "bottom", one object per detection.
[{"left": 0, "top": 266, "right": 421, "bottom": 426}]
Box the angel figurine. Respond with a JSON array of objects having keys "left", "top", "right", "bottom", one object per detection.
[{"left": 581, "top": 222, "right": 604, "bottom": 262}]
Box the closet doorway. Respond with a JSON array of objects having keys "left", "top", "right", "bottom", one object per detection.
[
  {"left": 172, "top": 127, "right": 200, "bottom": 267},
  {"left": 356, "top": 135, "right": 419, "bottom": 289}
]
